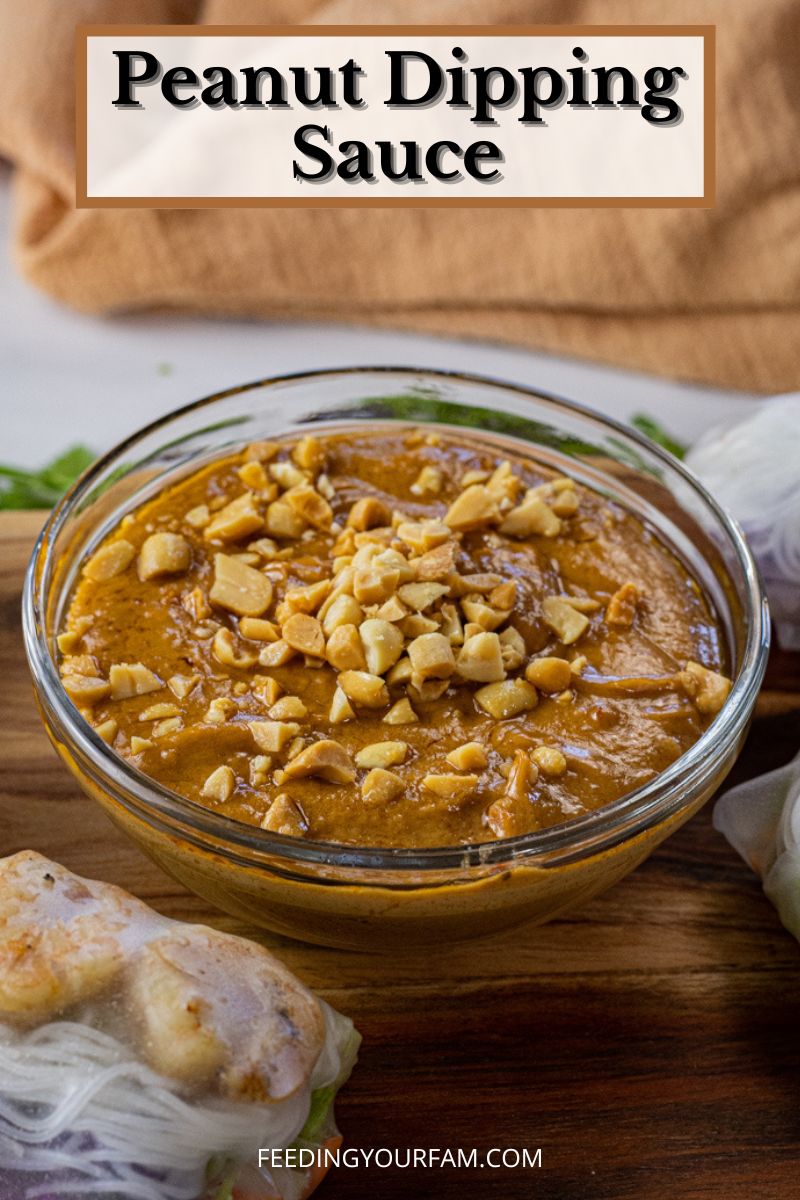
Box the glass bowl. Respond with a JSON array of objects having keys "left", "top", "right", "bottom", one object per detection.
[{"left": 23, "top": 368, "right": 769, "bottom": 950}]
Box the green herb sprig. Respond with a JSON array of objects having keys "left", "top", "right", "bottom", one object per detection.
[{"left": 0, "top": 446, "right": 95, "bottom": 510}]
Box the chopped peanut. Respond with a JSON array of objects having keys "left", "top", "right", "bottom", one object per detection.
[
  {"left": 499, "top": 492, "right": 561, "bottom": 538},
  {"left": 348, "top": 497, "right": 392, "bottom": 530},
  {"left": 375, "top": 595, "right": 409, "bottom": 623},
  {"left": 237, "top": 460, "right": 270, "bottom": 491},
  {"left": 395, "top": 521, "right": 451, "bottom": 554},
  {"left": 541, "top": 596, "right": 590, "bottom": 645},
  {"left": 322, "top": 593, "right": 363, "bottom": 636},
  {"left": 444, "top": 485, "right": 499, "bottom": 532},
  {"left": 329, "top": 686, "right": 355, "bottom": 724},
  {"left": 205, "top": 697, "right": 237, "bottom": 725},
  {"left": 446, "top": 742, "right": 488, "bottom": 771},
  {"left": 184, "top": 504, "right": 211, "bottom": 529},
  {"left": 397, "top": 582, "right": 449, "bottom": 611},
  {"left": 407, "top": 633, "right": 455, "bottom": 681},
  {"left": 182, "top": 586, "right": 211, "bottom": 621},
  {"left": 490, "top": 581, "right": 517, "bottom": 610},
  {"left": 386, "top": 657, "right": 412, "bottom": 685},
  {"left": 269, "top": 695, "right": 308, "bottom": 720},
  {"left": 212, "top": 628, "right": 257, "bottom": 669},
  {"left": 606, "top": 582, "right": 640, "bottom": 628},
  {"left": 678, "top": 661, "right": 731, "bottom": 716},
  {"left": 56, "top": 631, "right": 81, "bottom": 655},
  {"left": 61, "top": 653, "right": 97, "bottom": 676},
  {"left": 167, "top": 673, "right": 200, "bottom": 700},
  {"left": 83, "top": 540, "right": 136, "bottom": 582},
  {"left": 249, "top": 720, "right": 301, "bottom": 753},
  {"left": 560, "top": 594, "right": 602, "bottom": 613},
  {"left": 474, "top": 678, "right": 538, "bottom": 720},
  {"left": 460, "top": 596, "right": 506, "bottom": 632},
  {"left": 282, "top": 613, "right": 325, "bottom": 658},
  {"left": 204, "top": 493, "right": 263, "bottom": 542},
  {"left": 252, "top": 676, "right": 282, "bottom": 707},
  {"left": 450, "top": 572, "right": 503, "bottom": 597},
  {"left": 284, "top": 484, "right": 333, "bottom": 530},
  {"left": 265, "top": 499, "right": 306, "bottom": 540},
  {"left": 152, "top": 716, "right": 182, "bottom": 738},
  {"left": 282, "top": 739, "right": 356, "bottom": 784},
  {"left": 415, "top": 542, "right": 457, "bottom": 581},
  {"left": 353, "top": 564, "right": 400, "bottom": 605},
  {"left": 525, "top": 656, "right": 572, "bottom": 693},
  {"left": 383, "top": 697, "right": 418, "bottom": 725},
  {"left": 250, "top": 755, "right": 272, "bottom": 786},
  {"left": 94, "top": 718, "right": 118, "bottom": 744},
  {"left": 269, "top": 461, "right": 307, "bottom": 490},
  {"left": 261, "top": 794, "right": 307, "bottom": 836},
  {"left": 423, "top": 773, "right": 479, "bottom": 802},
  {"left": 410, "top": 465, "right": 443, "bottom": 496},
  {"left": 247, "top": 537, "right": 279, "bottom": 560},
  {"left": 239, "top": 617, "right": 279, "bottom": 641},
  {"left": 327, "top": 624, "right": 368, "bottom": 672},
  {"left": 361, "top": 768, "right": 405, "bottom": 804},
  {"left": 485, "top": 461, "right": 522, "bottom": 506},
  {"left": 62, "top": 674, "right": 111, "bottom": 705},
  {"left": 359, "top": 619, "right": 404, "bottom": 676},
  {"left": 209, "top": 553, "right": 273, "bottom": 617},
  {"left": 549, "top": 485, "right": 580, "bottom": 517},
  {"left": 243, "top": 440, "right": 279, "bottom": 463},
  {"left": 292, "top": 434, "right": 326, "bottom": 474},
  {"left": 461, "top": 468, "right": 490, "bottom": 486},
  {"left": 338, "top": 670, "right": 389, "bottom": 709},
  {"left": 109, "top": 662, "right": 162, "bottom": 700},
  {"left": 355, "top": 741, "right": 408, "bottom": 769},
  {"left": 139, "top": 702, "right": 180, "bottom": 722},
  {"left": 410, "top": 677, "right": 450, "bottom": 702},
  {"left": 439, "top": 603, "right": 464, "bottom": 645},
  {"left": 499, "top": 627, "right": 526, "bottom": 671},
  {"left": 258, "top": 639, "right": 296, "bottom": 667},
  {"left": 531, "top": 745, "right": 567, "bottom": 777},
  {"left": 401, "top": 614, "right": 440, "bottom": 638},
  {"left": 284, "top": 579, "right": 331, "bottom": 615},
  {"left": 456, "top": 632, "right": 505, "bottom": 683}
]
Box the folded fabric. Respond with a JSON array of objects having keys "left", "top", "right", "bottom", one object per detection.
[
  {"left": 714, "top": 753, "right": 800, "bottom": 940},
  {"left": 1, "top": 0, "right": 799, "bottom": 392}
]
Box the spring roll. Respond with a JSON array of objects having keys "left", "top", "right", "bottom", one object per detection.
[{"left": 0, "top": 851, "right": 359, "bottom": 1200}]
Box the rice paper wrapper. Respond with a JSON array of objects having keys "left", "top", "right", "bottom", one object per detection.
[
  {"left": 0, "top": 853, "right": 360, "bottom": 1200},
  {"left": 713, "top": 751, "right": 800, "bottom": 936},
  {"left": 686, "top": 393, "right": 800, "bottom": 651}
]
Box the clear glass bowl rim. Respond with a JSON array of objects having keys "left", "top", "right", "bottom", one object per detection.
[{"left": 23, "top": 365, "right": 770, "bottom": 875}]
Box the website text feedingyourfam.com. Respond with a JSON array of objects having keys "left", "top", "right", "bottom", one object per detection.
[{"left": 260, "top": 1146, "right": 544, "bottom": 1171}]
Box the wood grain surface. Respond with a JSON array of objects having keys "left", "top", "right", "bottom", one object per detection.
[{"left": 2, "top": 511, "right": 800, "bottom": 1200}]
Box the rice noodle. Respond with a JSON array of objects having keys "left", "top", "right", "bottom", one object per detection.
[{"left": 0, "top": 1021, "right": 309, "bottom": 1200}]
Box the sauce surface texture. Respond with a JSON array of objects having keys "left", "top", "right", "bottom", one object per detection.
[{"left": 59, "top": 428, "right": 731, "bottom": 848}]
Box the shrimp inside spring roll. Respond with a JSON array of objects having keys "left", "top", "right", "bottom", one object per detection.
[{"left": 0, "top": 851, "right": 359, "bottom": 1200}]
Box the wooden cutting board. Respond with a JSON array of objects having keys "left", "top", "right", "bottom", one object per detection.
[{"left": 2, "top": 511, "right": 800, "bottom": 1200}]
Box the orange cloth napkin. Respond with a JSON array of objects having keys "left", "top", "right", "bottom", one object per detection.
[{"left": 1, "top": 0, "right": 799, "bottom": 392}]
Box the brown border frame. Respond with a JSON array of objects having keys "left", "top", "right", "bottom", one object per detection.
[{"left": 75, "top": 24, "right": 716, "bottom": 209}]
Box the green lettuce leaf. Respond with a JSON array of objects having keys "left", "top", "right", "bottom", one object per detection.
[{"left": 0, "top": 446, "right": 95, "bottom": 510}]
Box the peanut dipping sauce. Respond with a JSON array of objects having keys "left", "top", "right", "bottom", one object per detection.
[{"left": 58, "top": 429, "right": 731, "bottom": 849}]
